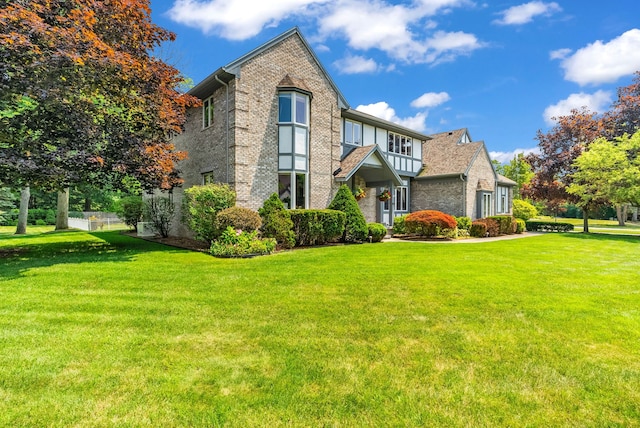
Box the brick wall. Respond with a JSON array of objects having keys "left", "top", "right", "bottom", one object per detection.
[{"left": 411, "top": 177, "right": 465, "bottom": 217}]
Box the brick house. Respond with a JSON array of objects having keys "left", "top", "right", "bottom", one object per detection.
[{"left": 169, "top": 27, "right": 513, "bottom": 237}]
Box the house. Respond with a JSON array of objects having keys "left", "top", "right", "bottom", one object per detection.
[{"left": 169, "top": 27, "right": 513, "bottom": 237}]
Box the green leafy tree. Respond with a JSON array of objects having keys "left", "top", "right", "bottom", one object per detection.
[
  {"left": 327, "top": 185, "right": 368, "bottom": 243},
  {"left": 512, "top": 199, "right": 538, "bottom": 221},
  {"left": 568, "top": 132, "right": 640, "bottom": 227},
  {"left": 495, "top": 153, "right": 534, "bottom": 199}
]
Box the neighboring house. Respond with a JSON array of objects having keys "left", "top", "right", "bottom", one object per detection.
[
  {"left": 413, "top": 128, "right": 516, "bottom": 219},
  {"left": 169, "top": 27, "right": 513, "bottom": 237}
]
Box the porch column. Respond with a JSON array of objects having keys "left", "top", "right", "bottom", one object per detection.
[{"left": 389, "top": 181, "right": 394, "bottom": 226}]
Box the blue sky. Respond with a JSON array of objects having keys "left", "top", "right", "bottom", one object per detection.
[{"left": 149, "top": 0, "right": 640, "bottom": 162}]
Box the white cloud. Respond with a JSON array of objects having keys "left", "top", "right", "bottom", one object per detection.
[
  {"left": 356, "top": 101, "right": 428, "bottom": 132},
  {"left": 493, "top": 1, "right": 561, "bottom": 25},
  {"left": 549, "top": 48, "right": 571, "bottom": 60},
  {"left": 424, "top": 31, "right": 483, "bottom": 64},
  {"left": 490, "top": 147, "right": 540, "bottom": 164},
  {"left": 411, "top": 92, "right": 451, "bottom": 108},
  {"left": 333, "top": 55, "right": 379, "bottom": 74},
  {"left": 559, "top": 29, "right": 640, "bottom": 85},
  {"left": 543, "top": 90, "right": 613, "bottom": 125},
  {"left": 167, "top": 0, "right": 327, "bottom": 40}
]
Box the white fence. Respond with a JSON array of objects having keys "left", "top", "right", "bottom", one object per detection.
[{"left": 68, "top": 215, "right": 126, "bottom": 231}]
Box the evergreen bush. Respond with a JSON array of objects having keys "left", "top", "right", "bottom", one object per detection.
[
  {"left": 455, "top": 216, "right": 472, "bottom": 230},
  {"left": 259, "top": 193, "right": 295, "bottom": 249},
  {"left": 215, "top": 206, "right": 262, "bottom": 233},
  {"left": 211, "top": 226, "right": 276, "bottom": 257},
  {"left": 289, "top": 209, "right": 345, "bottom": 246},
  {"left": 181, "top": 184, "right": 236, "bottom": 243},
  {"left": 327, "top": 184, "right": 368, "bottom": 243},
  {"left": 512, "top": 199, "right": 538, "bottom": 221},
  {"left": 367, "top": 222, "right": 387, "bottom": 242},
  {"left": 392, "top": 214, "right": 408, "bottom": 234}
]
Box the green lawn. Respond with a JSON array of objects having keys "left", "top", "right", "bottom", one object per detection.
[
  {"left": 1, "top": 228, "right": 639, "bottom": 426},
  {"left": 536, "top": 216, "right": 640, "bottom": 235}
]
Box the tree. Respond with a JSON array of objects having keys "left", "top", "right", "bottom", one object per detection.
[
  {"left": 567, "top": 132, "right": 640, "bottom": 226},
  {"left": 524, "top": 107, "right": 606, "bottom": 232},
  {"left": 495, "top": 153, "right": 534, "bottom": 199},
  {"left": 0, "top": 0, "right": 198, "bottom": 231},
  {"left": 607, "top": 71, "right": 640, "bottom": 137}
]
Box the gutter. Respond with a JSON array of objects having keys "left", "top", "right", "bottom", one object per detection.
[{"left": 214, "top": 74, "right": 230, "bottom": 183}]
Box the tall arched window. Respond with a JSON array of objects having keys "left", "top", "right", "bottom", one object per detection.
[{"left": 278, "top": 91, "right": 309, "bottom": 209}]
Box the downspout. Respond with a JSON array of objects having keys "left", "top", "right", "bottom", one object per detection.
[
  {"left": 214, "top": 75, "right": 230, "bottom": 183},
  {"left": 460, "top": 174, "right": 466, "bottom": 217}
]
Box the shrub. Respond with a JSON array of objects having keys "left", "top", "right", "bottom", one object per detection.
[
  {"left": 367, "top": 222, "right": 387, "bottom": 243},
  {"left": 211, "top": 226, "right": 276, "bottom": 257},
  {"left": 525, "top": 220, "right": 574, "bottom": 232},
  {"left": 115, "top": 196, "right": 144, "bottom": 231},
  {"left": 0, "top": 209, "right": 19, "bottom": 226},
  {"left": 144, "top": 196, "right": 175, "bottom": 238},
  {"left": 512, "top": 199, "right": 538, "bottom": 221},
  {"left": 259, "top": 193, "right": 295, "bottom": 249},
  {"left": 515, "top": 218, "right": 526, "bottom": 234},
  {"left": 405, "top": 210, "right": 457, "bottom": 237},
  {"left": 488, "top": 215, "right": 516, "bottom": 235},
  {"left": 327, "top": 185, "right": 368, "bottom": 243},
  {"left": 455, "top": 216, "right": 472, "bottom": 231},
  {"left": 392, "top": 214, "right": 408, "bottom": 235},
  {"left": 215, "top": 206, "right": 261, "bottom": 233},
  {"left": 469, "top": 221, "right": 487, "bottom": 238},
  {"left": 290, "top": 209, "right": 345, "bottom": 246},
  {"left": 27, "top": 208, "right": 56, "bottom": 225},
  {"left": 35, "top": 219, "right": 47, "bottom": 226},
  {"left": 181, "top": 184, "right": 236, "bottom": 243},
  {"left": 471, "top": 218, "right": 500, "bottom": 237}
]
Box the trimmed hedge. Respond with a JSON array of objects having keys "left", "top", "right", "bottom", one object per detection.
[
  {"left": 215, "top": 206, "right": 262, "bottom": 233},
  {"left": 211, "top": 226, "right": 276, "bottom": 257},
  {"left": 469, "top": 221, "right": 487, "bottom": 238},
  {"left": 327, "top": 185, "right": 368, "bottom": 243},
  {"left": 405, "top": 210, "right": 457, "bottom": 237},
  {"left": 290, "top": 209, "right": 346, "bottom": 246},
  {"left": 392, "top": 214, "right": 408, "bottom": 235},
  {"left": 487, "top": 215, "right": 516, "bottom": 235},
  {"left": 471, "top": 218, "right": 500, "bottom": 237},
  {"left": 525, "top": 220, "right": 574, "bottom": 232},
  {"left": 367, "top": 222, "right": 387, "bottom": 243},
  {"left": 259, "top": 193, "right": 295, "bottom": 249}
]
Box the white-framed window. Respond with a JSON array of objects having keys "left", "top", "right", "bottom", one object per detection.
[
  {"left": 202, "top": 96, "right": 213, "bottom": 128},
  {"left": 344, "top": 120, "right": 362, "bottom": 146},
  {"left": 202, "top": 171, "right": 214, "bottom": 184},
  {"left": 483, "top": 193, "right": 492, "bottom": 218},
  {"left": 497, "top": 186, "right": 509, "bottom": 214},
  {"left": 388, "top": 132, "right": 412, "bottom": 156},
  {"left": 395, "top": 185, "right": 408, "bottom": 212}
]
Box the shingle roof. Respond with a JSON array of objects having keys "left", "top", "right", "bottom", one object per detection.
[
  {"left": 497, "top": 174, "right": 517, "bottom": 186},
  {"left": 335, "top": 145, "right": 402, "bottom": 186},
  {"left": 277, "top": 74, "right": 311, "bottom": 94},
  {"left": 334, "top": 146, "right": 375, "bottom": 180},
  {"left": 418, "top": 129, "right": 485, "bottom": 178}
]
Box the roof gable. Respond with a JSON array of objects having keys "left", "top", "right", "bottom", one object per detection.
[{"left": 335, "top": 145, "right": 402, "bottom": 186}]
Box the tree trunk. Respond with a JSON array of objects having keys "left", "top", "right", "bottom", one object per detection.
[
  {"left": 55, "top": 187, "right": 70, "bottom": 230},
  {"left": 15, "top": 185, "right": 30, "bottom": 235},
  {"left": 582, "top": 208, "right": 589, "bottom": 233},
  {"left": 84, "top": 197, "right": 91, "bottom": 212},
  {"left": 616, "top": 205, "right": 626, "bottom": 226},
  {"left": 633, "top": 207, "right": 638, "bottom": 222}
]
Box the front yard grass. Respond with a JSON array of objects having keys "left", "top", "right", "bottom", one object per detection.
[{"left": 1, "top": 228, "right": 639, "bottom": 426}]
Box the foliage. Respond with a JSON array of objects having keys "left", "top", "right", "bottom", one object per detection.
[
  {"left": 289, "top": 209, "right": 346, "bottom": 246},
  {"left": 392, "top": 214, "right": 408, "bottom": 234},
  {"left": 258, "top": 193, "right": 295, "bottom": 249},
  {"left": 114, "top": 196, "right": 144, "bottom": 231},
  {"left": 353, "top": 187, "right": 366, "bottom": 200},
  {"left": 469, "top": 221, "right": 487, "bottom": 238},
  {"left": 327, "top": 185, "right": 368, "bottom": 243},
  {"left": 0, "top": 1, "right": 198, "bottom": 192},
  {"left": 455, "top": 216, "right": 472, "bottom": 230},
  {"left": 377, "top": 189, "right": 392, "bottom": 201},
  {"left": 524, "top": 107, "right": 606, "bottom": 212},
  {"left": 515, "top": 218, "right": 526, "bottom": 234},
  {"left": 495, "top": 154, "right": 534, "bottom": 199},
  {"left": 472, "top": 218, "right": 500, "bottom": 237},
  {"left": 181, "top": 184, "right": 236, "bottom": 243},
  {"left": 215, "top": 207, "right": 262, "bottom": 233},
  {"left": 404, "top": 210, "right": 458, "bottom": 237},
  {"left": 512, "top": 199, "right": 538, "bottom": 221},
  {"left": 607, "top": 71, "right": 640, "bottom": 137},
  {"left": 487, "top": 216, "right": 516, "bottom": 235},
  {"left": 525, "top": 220, "right": 574, "bottom": 232},
  {"left": 567, "top": 132, "right": 640, "bottom": 225},
  {"left": 143, "top": 196, "right": 175, "bottom": 238},
  {"left": 367, "top": 223, "right": 387, "bottom": 243},
  {"left": 0, "top": 186, "right": 16, "bottom": 224},
  {"left": 210, "top": 226, "right": 276, "bottom": 257}
]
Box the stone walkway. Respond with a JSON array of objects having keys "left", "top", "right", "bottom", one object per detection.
[{"left": 384, "top": 232, "right": 544, "bottom": 244}]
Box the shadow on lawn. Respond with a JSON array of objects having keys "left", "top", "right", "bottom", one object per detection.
[{"left": 0, "top": 230, "right": 183, "bottom": 280}]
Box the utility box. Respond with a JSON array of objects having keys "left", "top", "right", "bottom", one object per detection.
[{"left": 137, "top": 222, "right": 155, "bottom": 237}]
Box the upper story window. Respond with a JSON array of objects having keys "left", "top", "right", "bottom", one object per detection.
[
  {"left": 279, "top": 92, "right": 308, "bottom": 125},
  {"left": 203, "top": 96, "right": 213, "bottom": 128},
  {"left": 388, "top": 132, "right": 412, "bottom": 156},
  {"left": 344, "top": 120, "right": 362, "bottom": 146}
]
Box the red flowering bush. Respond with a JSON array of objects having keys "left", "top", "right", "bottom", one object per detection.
[{"left": 405, "top": 210, "right": 458, "bottom": 237}]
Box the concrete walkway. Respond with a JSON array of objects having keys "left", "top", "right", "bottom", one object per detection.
[{"left": 384, "top": 232, "right": 544, "bottom": 244}]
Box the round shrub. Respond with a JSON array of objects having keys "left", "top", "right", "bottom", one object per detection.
[
  {"left": 469, "top": 221, "right": 487, "bottom": 237},
  {"left": 181, "top": 184, "right": 236, "bottom": 243},
  {"left": 215, "top": 206, "right": 261, "bottom": 233},
  {"left": 405, "top": 210, "right": 457, "bottom": 237},
  {"left": 328, "top": 185, "right": 368, "bottom": 243},
  {"left": 259, "top": 193, "right": 295, "bottom": 249},
  {"left": 367, "top": 222, "right": 387, "bottom": 243},
  {"left": 515, "top": 218, "right": 526, "bottom": 234},
  {"left": 474, "top": 218, "right": 500, "bottom": 237},
  {"left": 455, "top": 216, "right": 472, "bottom": 230},
  {"left": 513, "top": 199, "right": 538, "bottom": 221},
  {"left": 115, "top": 196, "right": 144, "bottom": 231}
]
